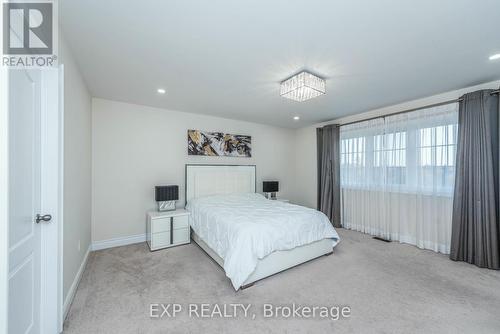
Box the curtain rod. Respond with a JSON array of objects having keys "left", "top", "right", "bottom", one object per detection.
[{"left": 336, "top": 89, "right": 500, "bottom": 128}]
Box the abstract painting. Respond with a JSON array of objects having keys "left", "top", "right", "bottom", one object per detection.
[{"left": 187, "top": 130, "right": 252, "bottom": 157}]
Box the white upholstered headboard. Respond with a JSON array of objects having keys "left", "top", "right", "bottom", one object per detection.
[{"left": 185, "top": 164, "right": 256, "bottom": 204}]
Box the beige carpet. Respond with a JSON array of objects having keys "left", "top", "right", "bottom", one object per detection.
[{"left": 64, "top": 229, "right": 500, "bottom": 334}]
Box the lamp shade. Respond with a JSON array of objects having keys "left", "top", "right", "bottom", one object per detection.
[
  {"left": 263, "top": 181, "right": 279, "bottom": 193},
  {"left": 155, "top": 185, "right": 179, "bottom": 201}
]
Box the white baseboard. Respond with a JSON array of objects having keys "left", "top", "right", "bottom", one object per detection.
[
  {"left": 63, "top": 245, "right": 91, "bottom": 320},
  {"left": 91, "top": 233, "right": 146, "bottom": 251}
]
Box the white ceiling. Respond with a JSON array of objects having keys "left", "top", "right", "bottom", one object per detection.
[{"left": 60, "top": 0, "right": 500, "bottom": 128}]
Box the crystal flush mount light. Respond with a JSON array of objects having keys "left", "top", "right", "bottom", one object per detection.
[{"left": 280, "top": 71, "right": 326, "bottom": 102}]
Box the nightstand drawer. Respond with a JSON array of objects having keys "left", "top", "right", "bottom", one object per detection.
[
  {"left": 172, "top": 228, "right": 189, "bottom": 244},
  {"left": 151, "top": 231, "right": 170, "bottom": 248},
  {"left": 152, "top": 217, "right": 171, "bottom": 233},
  {"left": 146, "top": 209, "right": 190, "bottom": 251},
  {"left": 173, "top": 215, "right": 188, "bottom": 229}
]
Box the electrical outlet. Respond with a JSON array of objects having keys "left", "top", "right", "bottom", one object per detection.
[{"left": 78, "top": 240, "right": 81, "bottom": 252}]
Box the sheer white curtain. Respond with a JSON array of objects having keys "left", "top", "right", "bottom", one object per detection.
[{"left": 340, "top": 103, "right": 458, "bottom": 254}]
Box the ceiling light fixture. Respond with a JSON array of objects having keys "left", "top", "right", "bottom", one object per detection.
[
  {"left": 280, "top": 71, "right": 326, "bottom": 102},
  {"left": 293, "top": 116, "right": 300, "bottom": 120},
  {"left": 489, "top": 54, "right": 500, "bottom": 61},
  {"left": 157, "top": 88, "right": 166, "bottom": 94}
]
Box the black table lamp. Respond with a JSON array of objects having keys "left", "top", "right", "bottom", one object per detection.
[
  {"left": 263, "top": 181, "right": 279, "bottom": 200},
  {"left": 155, "top": 185, "right": 179, "bottom": 211}
]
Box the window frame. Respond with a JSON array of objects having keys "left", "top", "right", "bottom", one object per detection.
[{"left": 340, "top": 103, "right": 458, "bottom": 196}]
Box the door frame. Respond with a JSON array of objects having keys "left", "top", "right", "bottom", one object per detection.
[
  {"left": 0, "top": 67, "right": 9, "bottom": 334},
  {"left": 40, "top": 67, "right": 64, "bottom": 333},
  {"left": 0, "top": 66, "right": 63, "bottom": 334}
]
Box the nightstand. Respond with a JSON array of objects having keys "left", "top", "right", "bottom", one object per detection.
[{"left": 146, "top": 209, "right": 190, "bottom": 251}]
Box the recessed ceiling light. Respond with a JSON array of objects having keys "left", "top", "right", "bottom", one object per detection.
[
  {"left": 489, "top": 54, "right": 500, "bottom": 61},
  {"left": 293, "top": 116, "right": 300, "bottom": 120},
  {"left": 157, "top": 88, "right": 166, "bottom": 94},
  {"left": 280, "top": 71, "right": 326, "bottom": 102}
]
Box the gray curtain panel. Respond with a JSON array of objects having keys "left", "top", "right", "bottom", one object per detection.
[
  {"left": 450, "top": 89, "right": 500, "bottom": 269},
  {"left": 316, "top": 128, "right": 324, "bottom": 210},
  {"left": 316, "top": 125, "right": 341, "bottom": 227}
]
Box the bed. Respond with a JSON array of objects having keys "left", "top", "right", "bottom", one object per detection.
[{"left": 185, "top": 164, "right": 340, "bottom": 290}]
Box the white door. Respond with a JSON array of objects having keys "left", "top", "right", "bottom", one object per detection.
[{"left": 8, "top": 69, "right": 48, "bottom": 334}]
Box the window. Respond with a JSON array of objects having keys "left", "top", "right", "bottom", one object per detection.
[
  {"left": 419, "top": 125, "right": 456, "bottom": 167},
  {"left": 340, "top": 103, "right": 458, "bottom": 194},
  {"left": 374, "top": 132, "right": 406, "bottom": 167},
  {"left": 418, "top": 124, "right": 458, "bottom": 191},
  {"left": 341, "top": 137, "right": 366, "bottom": 187},
  {"left": 373, "top": 132, "right": 407, "bottom": 186},
  {"left": 341, "top": 137, "right": 365, "bottom": 167}
]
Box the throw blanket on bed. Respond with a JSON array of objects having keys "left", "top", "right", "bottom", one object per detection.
[{"left": 186, "top": 193, "right": 340, "bottom": 290}]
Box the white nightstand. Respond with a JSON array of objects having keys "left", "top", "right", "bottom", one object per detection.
[{"left": 146, "top": 209, "right": 190, "bottom": 251}]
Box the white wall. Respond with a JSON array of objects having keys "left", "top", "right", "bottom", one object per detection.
[
  {"left": 294, "top": 127, "right": 318, "bottom": 209},
  {"left": 92, "top": 98, "right": 296, "bottom": 242},
  {"left": 293, "top": 80, "right": 500, "bottom": 208},
  {"left": 59, "top": 36, "right": 92, "bottom": 303}
]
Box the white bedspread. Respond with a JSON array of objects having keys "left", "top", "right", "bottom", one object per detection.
[{"left": 186, "top": 193, "right": 340, "bottom": 290}]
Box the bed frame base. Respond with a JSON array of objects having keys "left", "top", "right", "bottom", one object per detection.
[
  {"left": 191, "top": 229, "right": 333, "bottom": 290},
  {"left": 240, "top": 282, "right": 255, "bottom": 290}
]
